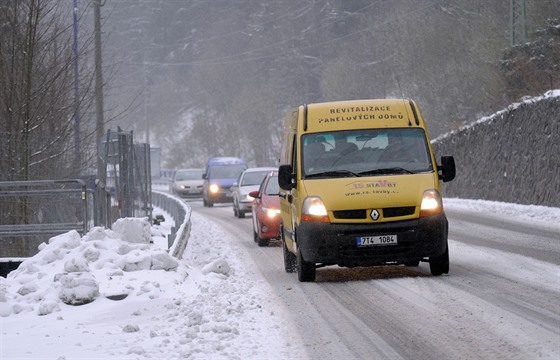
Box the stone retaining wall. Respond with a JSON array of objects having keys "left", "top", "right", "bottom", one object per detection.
[{"left": 431, "top": 93, "right": 559, "bottom": 207}]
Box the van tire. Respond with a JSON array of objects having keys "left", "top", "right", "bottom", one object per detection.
[
  {"left": 297, "top": 247, "right": 316, "bottom": 282},
  {"left": 281, "top": 227, "right": 296, "bottom": 273},
  {"left": 429, "top": 245, "right": 449, "bottom": 276}
]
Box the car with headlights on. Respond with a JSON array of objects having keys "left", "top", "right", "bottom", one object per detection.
[
  {"left": 202, "top": 157, "right": 247, "bottom": 207},
  {"left": 169, "top": 168, "right": 204, "bottom": 197},
  {"left": 278, "top": 99, "right": 456, "bottom": 282},
  {"left": 232, "top": 167, "right": 277, "bottom": 218},
  {"left": 249, "top": 171, "right": 280, "bottom": 246}
]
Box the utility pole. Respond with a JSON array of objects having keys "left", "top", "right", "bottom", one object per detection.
[
  {"left": 94, "top": 0, "right": 106, "bottom": 183},
  {"left": 72, "top": 0, "right": 81, "bottom": 172},
  {"left": 510, "top": 0, "right": 527, "bottom": 46}
]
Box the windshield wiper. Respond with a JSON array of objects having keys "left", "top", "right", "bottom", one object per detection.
[
  {"left": 358, "top": 167, "right": 414, "bottom": 176},
  {"left": 306, "top": 170, "right": 360, "bottom": 178}
]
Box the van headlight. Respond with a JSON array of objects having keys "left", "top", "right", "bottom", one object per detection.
[
  {"left": 301, "top": 197, "right": 330, "bottom": 223},
  {"left": 420, "top": 190, "right": 443, "bottom": 217},
  {"left": 209, "top": 184, "right": 220, "bottom": 194}
]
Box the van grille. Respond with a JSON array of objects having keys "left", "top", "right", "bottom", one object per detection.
[
  {"left": 333, "top": 207, "right": 415, "bottom": 220},
  {"left": 383, "top": 207, "right": 415, "bottom": 218},
  {"left": 333, "top": 210, "right": 367, "bottom": 219}
]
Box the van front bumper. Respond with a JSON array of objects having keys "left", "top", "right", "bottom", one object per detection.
[{"left": 295, "top": 215, "right": 448, "bottom": 267}]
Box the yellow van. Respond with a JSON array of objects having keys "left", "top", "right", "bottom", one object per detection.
[{"left": 278, "top": 99, "right": 456, "bottom": 282}]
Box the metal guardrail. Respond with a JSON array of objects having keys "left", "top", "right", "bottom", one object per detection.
[{"left": 151, "top": 190, "right": 191, "bottom": 259}]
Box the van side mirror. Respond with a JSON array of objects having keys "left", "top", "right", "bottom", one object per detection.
[
  {"left": 278, "top": 164, "right": 295, "bottom": 190},
  {"left": 439, "top": 156, "right": 456, "bottom": 182},
  {"left": 202, "top": 173, "right": 207, "bottom": 180}
]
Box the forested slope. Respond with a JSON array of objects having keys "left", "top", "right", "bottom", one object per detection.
[{"left": 102, "top": 1, "right": 559, "bottom": 168}]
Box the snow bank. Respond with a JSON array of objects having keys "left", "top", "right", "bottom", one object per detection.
[
  {"left": 0, "top": 218, "right": 180, "bottom": 317},
  {"left": 112, "top": 217, "right": 152, "bottom": 244},
  {"left": 0, "top": 206, "right": 300, "bottom": 359},
  {"left": 444, "top": 198, "right": 560, "bottom": 232}
]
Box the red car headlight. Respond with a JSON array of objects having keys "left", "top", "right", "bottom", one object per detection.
[{"left": 262, "top": 207, "right": 280, "bottom": 218}]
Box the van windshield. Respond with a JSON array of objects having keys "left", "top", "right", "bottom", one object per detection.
[
  {"left": 302, "top": 128, "right": 433, "bottom": 178},
  {"left": 210, "top": 165, "right": 246, "bottom": 179}
]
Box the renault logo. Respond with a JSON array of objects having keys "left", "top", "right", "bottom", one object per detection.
[{"left": 370, "top": 209, "right": 380, "bottom": 221}]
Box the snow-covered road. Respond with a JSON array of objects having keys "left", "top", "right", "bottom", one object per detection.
[
  {"left": 1, "top": 198, "right": 558, "bottom": 359},
  {"left": 194, "top": 198, "right": 560, "bottom": 360}
]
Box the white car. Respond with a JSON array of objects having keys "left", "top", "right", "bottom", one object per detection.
[
  {"left": 232, "top": 167, "right": 276, "bottom": 218},
  {"left": 169, "top": 168, "right": 204, "bottom": 198}
]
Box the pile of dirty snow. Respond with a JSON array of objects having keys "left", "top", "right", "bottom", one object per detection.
[
  {"left": 0, "top": 209, "right": 300, "bottom": 359},
  {"left": 0, "top": 217, "right": 180, "bottom": 317}
]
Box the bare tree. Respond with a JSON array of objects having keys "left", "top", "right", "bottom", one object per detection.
[
  {"left": 0, "top": 0, "right": 97, "bottom": 256},
  {"left": 0, "top": 0, "right": 97, "bottom": 182}
]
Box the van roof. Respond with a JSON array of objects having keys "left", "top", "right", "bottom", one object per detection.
[{"left": 302, "top": 99, "right": 424, "bottom": 132}]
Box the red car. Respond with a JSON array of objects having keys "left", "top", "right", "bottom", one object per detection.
[{"left": 249, "top": 171, "right": 280, "bottom": 247}]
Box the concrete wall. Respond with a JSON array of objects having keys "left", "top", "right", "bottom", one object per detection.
[{"left": 431, "top": 92, "right": 560, "bottom": 207}]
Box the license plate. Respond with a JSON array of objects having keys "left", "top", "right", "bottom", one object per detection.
[{"left": 357, "top": 235, "right": 397, "bottom": 247}]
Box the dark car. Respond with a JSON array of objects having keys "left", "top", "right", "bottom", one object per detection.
[
  {"left": 249, "top": 171, "right": 280, "bottom": 246},
  {"left": 202, "top": 157, "right": 247, "bottom": 207}
]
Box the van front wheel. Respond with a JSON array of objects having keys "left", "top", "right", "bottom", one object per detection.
[
  {"left": 429, "top": 245, "right": 449, "bottom": 276},
  {"left": 297, "top": 247, "right": 316, "bottom": 282}
]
